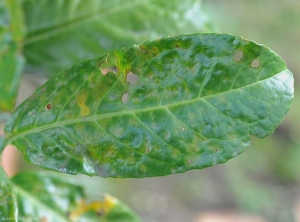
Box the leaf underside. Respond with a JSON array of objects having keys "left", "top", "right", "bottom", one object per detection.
[
  {"left": 11, "top": 171, "right": 141, "bottom": 221},
  {"left": 5, "top": 33, "right": 294, "bottom": 178},
  {"left": 22, "top": 0, "right": 212, "bottom": 76}
]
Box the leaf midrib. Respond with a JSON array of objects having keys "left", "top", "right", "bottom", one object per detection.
[
  {"left": 24, "top": 0, "right": 157, "bottom": 45},
  {"left": 7, "top": 71, "right": 284, "bottom": 145}
]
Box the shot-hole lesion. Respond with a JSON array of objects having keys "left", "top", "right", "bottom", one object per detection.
[
  {"left": 234, "top": 50, "right": 243, "bottom": 62},
  {"left": 126, "top": 72, "right": 138, "bottom": 84},
  {"left": 99, "top": 53, "right": 117, "bottom": 75},
  {"left": 251, "top": 58, "right": 260, "bottom": 68},
  {"left": 122, "top": 93, "right": 129, "bottom": 103}
]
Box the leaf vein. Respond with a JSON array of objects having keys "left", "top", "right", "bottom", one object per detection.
[
  {"left": 202, "top": 99, "right": 249, "bottom": 125},
  {"left": 132, "top": 113, "right": 190, "bottom": 155},
  {"left": 159, "top": 58, "right": 182, "bottom": 105},
  {"left": 197, "top": 60, "right": 217, "bottom": 97},
  {"left": 7, "top": 72, "right": 284, "bottom": 144},
  {"left": 93, "top": 119, "right": 172, "bottom": 165},
  {"left": 164, "top": 107, "right": 207, "bottom": 139}
]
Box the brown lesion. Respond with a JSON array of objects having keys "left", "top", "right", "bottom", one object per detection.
[{"left": 46, "top": 103, "right": 52, "bottom": 110}]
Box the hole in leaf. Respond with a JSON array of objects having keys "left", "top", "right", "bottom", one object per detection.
[
  {"left": 99, "top": 53, "right": 117, "bottom": 75},
  {"left": 251, "top": 59, "right": 260, "bottom": 68},
  {"left": 46, "top": 104, "right": 52, "bottom": 110},
  {"left": 234, "top": 51, "right": 243, "bottom": 61},
  {"left": 122, "top": 93, "right": 129, "bottom": 103},
  {"left": 101, "top": 68, "right": 109, "bottom": 75},
  {"left": 126, "top": 72, "right": 138, "bottom": 84},
  {"left": 99, "top": 54, "right": 110, "bottom": 75}
]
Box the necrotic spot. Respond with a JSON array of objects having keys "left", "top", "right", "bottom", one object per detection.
[
  {"left": 46, "top": 104, "right": 52, "bottom": 110},
  {"left": 126, "top": 72, "right": 138, "bottom": 84},
  {"left": 251, "top": 59, "right": 260, "bottom": 68},
  {"left": 122, "top": 93, "right": 129, "bottom": 103},
  {"left": 234, "top": 51, "right": 243, "bottom": 61}
]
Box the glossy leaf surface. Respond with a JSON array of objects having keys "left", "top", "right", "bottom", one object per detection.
[
  {"left": 0, "top": 113, "right": 10, "bottom": 153},
  {"left": 0, "top": 167, "right": 18, "bottom": 221},
  {"left": 0, "top": 0, "right": 24, "bottom": 112},
  {"left": 5, "top": 34, "right": 294, "bottom": 178},
  {"left": 11, "top": 171, "right": 141, "bottom": 221},
  {"left": 22, "top": 0, "right": 212, "bottom": 75},
  {"left": 0, "top": 136, "right": 6, "bottom": 153}
]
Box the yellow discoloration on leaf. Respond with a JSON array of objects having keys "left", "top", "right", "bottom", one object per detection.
[
  {"left": 69, "top": 194, "right": 117, "bottom": 220},
  {"left": 76, "top": 93, "right": 90, "bottom": 116}
]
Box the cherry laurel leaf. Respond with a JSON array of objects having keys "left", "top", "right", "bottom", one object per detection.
[{"left": 4, "top": 33, "right": 294, "bottom": 178}]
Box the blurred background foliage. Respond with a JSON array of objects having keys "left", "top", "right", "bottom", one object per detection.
[{"left": 1, "top": 0, "right": 299, "bottom": 221}]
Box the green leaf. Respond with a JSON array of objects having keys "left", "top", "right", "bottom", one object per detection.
[
  {"left": 0, "top": 113, "right": 10, "bottom": 153},
  {"left": 22, "top": 0, "right": 212, "bottom": 76},
  {"left": 4, "top": 33, "right": 294, "bottom": 178},
  {"left": 0, "top": 0, "right": 24, "bottom": 112},
  {"left": 0, "top": 166, "right": 18, "bottom": 221},
  {"left": 11, "top": 171, "right": 141, "bottom": 221},
  {"left": 0, "top": 136, "right": 6, "bottom": 154}
]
